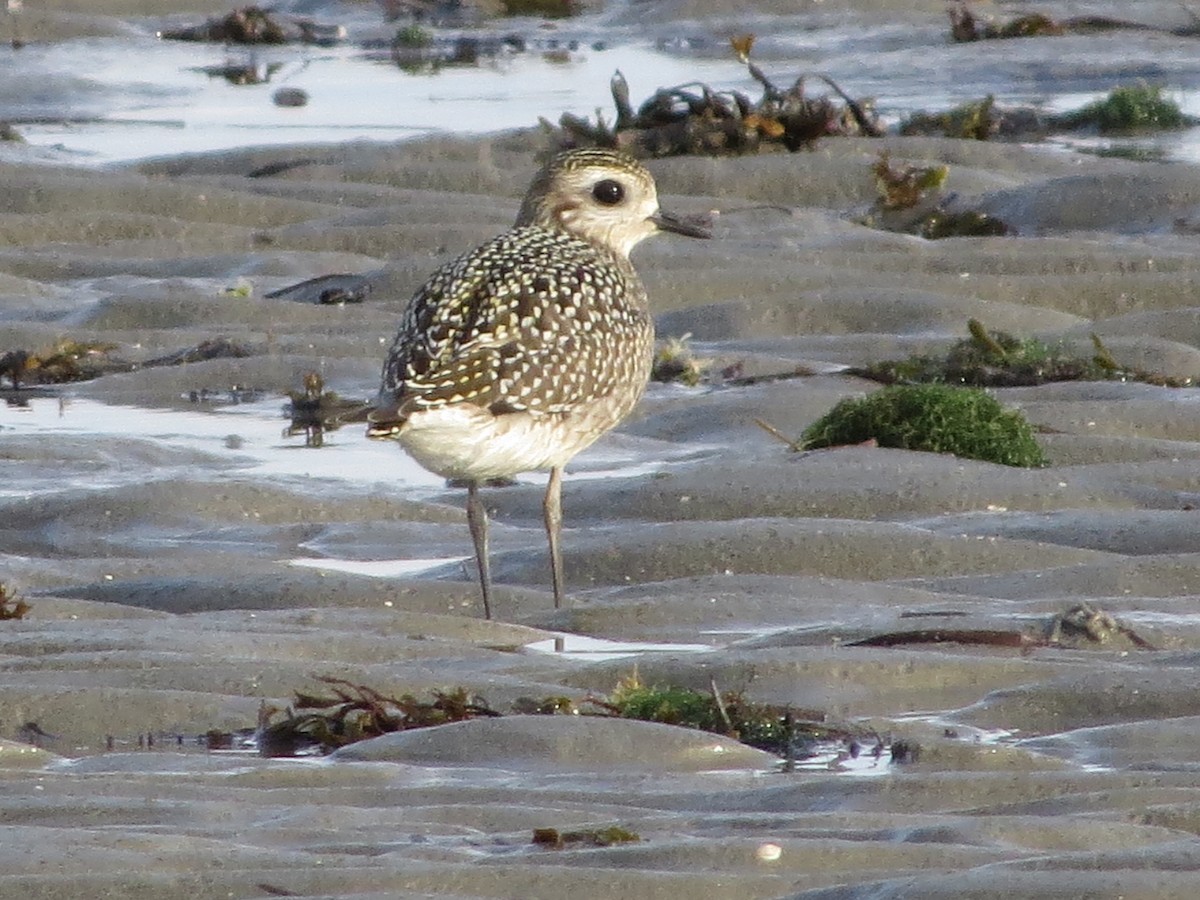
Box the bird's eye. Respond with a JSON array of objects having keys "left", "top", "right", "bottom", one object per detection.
[{"left": 591, "top": 179, "right": 625, "bottom": 206}]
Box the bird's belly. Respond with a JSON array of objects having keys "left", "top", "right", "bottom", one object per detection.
[{"left": 396, "top": 403, "right": 624, "bottom": 481}]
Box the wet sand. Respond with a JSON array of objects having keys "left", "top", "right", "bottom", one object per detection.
[{"left": 5, "top": 3, "right": 1200, "bottom": 899}]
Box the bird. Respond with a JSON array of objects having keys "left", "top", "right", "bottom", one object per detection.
[{"left": 367, "top": 147, "right": 711, "bottom": 619}]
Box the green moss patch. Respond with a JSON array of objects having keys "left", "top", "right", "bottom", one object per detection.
[
  {"left": 802, "top": 384, "right": 1046, "bottom": 468},
  {"left": 1062, "top": 84, "right": 1186, "bottom": 133}
]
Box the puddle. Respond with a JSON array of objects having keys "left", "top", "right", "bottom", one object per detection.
[
  {"left": 1, "top": 394, "right": 438, "bottom": 491},
  {"left": 892, "top": 713, "right": 1017, "bottom": 746},
  {"left": 7, "top": 35, "right": 741, "bottom": 166},
  {"left": 288, "top": 556, "right": 454, "bottom": 578},
  {"left": 1, "top": 395, "right": 692, "bottom": 496},
  {"left": 6, "top": 11, "right": 1200, "bottom": 166},
  {"left": 525, "top": 632, "right": 711, "bottom": 661}
]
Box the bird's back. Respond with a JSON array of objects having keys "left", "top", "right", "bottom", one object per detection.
[{"left": 376, "top": 224, "right": 654, "bottom": 428}]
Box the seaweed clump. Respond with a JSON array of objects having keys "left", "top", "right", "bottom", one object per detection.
[
  {"left": 1047, "top": 601, "right": 1157, "bottom": 649},
  {"left": 899, "top": 94, "right": 1049, "bottom": 142},
  {"left": 1, "top": 336, "right": 265, "bottom": 390},
  {"left": 532, "top": 826, "right": 640, "bottom": 849},
  {"left": 0, "top": 584, "right": 30, "bottom": 621},
  {"left": 860, "top": 154, "right": 1009, "bottom": 239},
  {"left": 554, "top": 34, "right": 879, "bottom": 158},
  {"left": 159, "top": 6, "right": 344, "bottom": 45},
  {"left": 0, "top": 338, "right": 123, "bottom": 387},
  {"left": 801, "top": 384, "right": 1046, "bottom": 468},
  {"left": 248, "top": 673, "right": 882, "bottom": 764},
  {"left": 851, "top": 320, "right": 1194, "bottom": 388},
  {"left": 949, "top": 4, "right": 1064, "bottom": 40},
  {"left": 872, "top": 152, "right": 948, "bottom": 209},
  {"left": 257, "top": 678, "right": 500, "bottom": 756},
  {"left": 594, "top": 672, "right": 868, "bottom": 760},
  {"left": 899, "top": 85, "right": 1192, "bottom": 148},
  {"left": 901, "top": 95, "right": 1000, "bottom": 141},
  {"left": 948, "top": 4, "right": 1200, "bottom": 42},
  {"left": 650, "top": 333, "right": 710, "bottom": 386},
  {"left": 1060, "top": 84, "right": 1186, "bottom": 133}
]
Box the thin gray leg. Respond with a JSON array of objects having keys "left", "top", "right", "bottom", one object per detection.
[
  {"left": 544, "top": 466, "right": 565, "bottom": 609},
  {"left": 465, "top": 481, "right": 492, "bottom": 620}
]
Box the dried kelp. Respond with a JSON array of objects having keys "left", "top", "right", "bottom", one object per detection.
[
  {"left": 143, "top": 337, "right": 256, "bottom": 368},
  {"left": 257, "top": 678, "right": 501, "bottom": 757},
  {"left": 532, "top": 826, "right": 640, "bottom": 849},
  {"left": 949, "top": 3, "right": 1200, "bottom": 42},
  {"left": 722, "top": 364, "right": 816, "bottom": 388},
  {"left": 860, "top": 152, "right": 1010, "bottom": 238},
  {"left": 849, "top": 629, "right": 1042, "bottom": 650},
  {"left": 0, "top": 339, "right": 125, "bottom": 386},
  {"left": 265, "top": 273, "right": 374, "bottom": 305},
  {"left": 872, "top": 152, "right": 947, "bottom": 210},
  {"left": 554, "top": 35, "right": 879, "bottom": 157},
  {"left": 0, "top": 583, "right": 30, "bottom": 621},
  {"left": 159, "top": 6, "right": 345, "bottom": 46},
  {"left": 0, "top": 336, "right": 267, "bottom": 391},
  {"left": 949, "top": 5, "right": 1064, "bottom": 40},
  {"left": 847, "top": 602, "right": 1157, "bottom": 653},
  {"left": 1048, "top": 602, "right": 1157, "bottom": 650}
]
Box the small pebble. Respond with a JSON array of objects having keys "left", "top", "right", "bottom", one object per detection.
[
  {"left": 273, "top": 88, "right": 308, "bottom": 108},
  {"left": 756, "top": 843, "right": 782, "bottom": 862}
]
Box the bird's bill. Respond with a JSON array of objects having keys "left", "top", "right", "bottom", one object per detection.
[{"left": 650, "top": 209, "right": 714, "bottom": 239}]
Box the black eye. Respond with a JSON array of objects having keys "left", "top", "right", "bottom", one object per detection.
[{"left": 592, "top": 179, "right": 625, "bottom": 205}]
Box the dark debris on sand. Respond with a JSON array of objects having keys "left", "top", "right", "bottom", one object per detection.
[
  {"left": 848, "top": 602, "right": 1158, "bottom": 652},
  {"left": 285, "top": 371, "right": 372, "bottom": 448},
  {"left": 553, "top": 35, "right": 880, "bottom": 158},
  {"left": 159, "top": 6, "right": 345, "bottom": 46},
  {"left": 948, "top": 3, "right": 1200, "bottom": 42},
  {"left": 0, "top": 337, "right": 259, "bottom": 391},
  {"left": 233, "top": 672, "right": 889, "bottom": 767},
  {"left": 0, "top": 583, "right": 30, "bottom": 621},
  {"left": 255, "top": 678, "right": 501, "bottom": 757},
  {"left": 850, "top": 319, "right": 1196, "bottom": 389}
]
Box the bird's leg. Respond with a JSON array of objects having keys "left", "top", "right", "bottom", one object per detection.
[
  {"left": 544, "top": 466, "right": 565, "bottom": 609},
  {"left": 465, "top": 481, "right": 492, "bottom": 620}
]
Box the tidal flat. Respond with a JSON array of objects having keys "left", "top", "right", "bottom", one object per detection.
[{"left": 4, "top": 1, "right": 1200, "bottom": 898}]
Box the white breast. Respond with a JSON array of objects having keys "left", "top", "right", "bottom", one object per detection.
[{"left": 396, "top": 405, "right": 599, "bottom": 481}]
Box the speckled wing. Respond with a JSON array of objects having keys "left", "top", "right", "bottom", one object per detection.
[{"left": 375, "top": 226, "right": 654, "bottom": 424}]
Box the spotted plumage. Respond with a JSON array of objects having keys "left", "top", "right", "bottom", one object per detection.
[
  {"left": 368, "top": 147, "right": 711, "bottom": 617},
  {"left": 379, "top": 226, "right": 651, "bottom": 422}
]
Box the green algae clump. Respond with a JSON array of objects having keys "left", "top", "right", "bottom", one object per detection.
[
  {"left": 1068, "top": 84, "right": 1185, "bottom": 133},
  {"left": 802, "top": 384, "right": 1046, "bottom": 468},
  {"left": 899, "top": 95, "right": 999, "bottom": 140},
  {"left": 605, "top": 674, "right": 845, "bottom": 757}
]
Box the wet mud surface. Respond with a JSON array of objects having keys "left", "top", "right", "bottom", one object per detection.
[{"left": 5, "top": 2, "right": 1200, "bottom": 899}]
